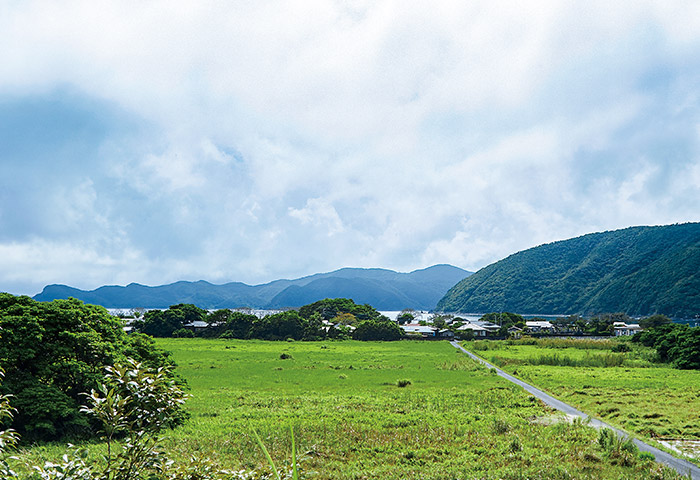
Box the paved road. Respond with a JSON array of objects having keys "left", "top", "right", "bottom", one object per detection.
[{"left": 450, "top": 340, "right": 700, "bottom": 479}]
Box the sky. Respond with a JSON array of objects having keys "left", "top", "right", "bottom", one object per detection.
[{"left": 1, "top": 0, "right": 700, "bottom": 296}]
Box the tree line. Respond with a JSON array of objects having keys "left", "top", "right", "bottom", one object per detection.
[
  {"left": 132, "top": 297, "right": 404, "bottom": 342},
  {"left": 633, "top": 323, "right": 700, "bottom": 369}
]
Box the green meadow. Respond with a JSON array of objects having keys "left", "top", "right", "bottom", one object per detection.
[
  {"left": 470, "top": 339, "right": 700, "bottom": 454},
  {"left": 12, "top": 339, "right": 688, "bottom": 479}
]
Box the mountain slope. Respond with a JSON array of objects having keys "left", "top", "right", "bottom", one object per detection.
[
  {"left": 34, "top": 264, "right": 471, "bottom": 310},
  {"left": 436, "top": 223, "right": 700, "bottom": 318}
]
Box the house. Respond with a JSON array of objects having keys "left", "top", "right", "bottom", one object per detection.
[
  {"left": 402, "top": 324, "right": 437, "bottom": 338},
  {"left": 614, "top": 323, "right": 643, "bottom": 336},
  {"left": 183, "top": 320, "right": 210, "bottom": 332},
  {"left": 456, "top": 323, "right": 489, "bottom": 337},
  {"left": 437, "top": 329, "right": 455, "bottom": 339},
  {"left": 508, "top": 326, "right": 523, "bottom": 339},
  {"left": 525, "top": 320, "right": 554, "bottom": 333},
  {"left": 476, "top": 321, "right": 501, "bottom": 334}
]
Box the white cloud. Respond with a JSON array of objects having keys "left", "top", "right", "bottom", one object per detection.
[
  {"left": 288, "top": 198, "right": 345, "bottom": 236},
  {"left": 0, "top": 0, "right": 699, "bottom": 295}
]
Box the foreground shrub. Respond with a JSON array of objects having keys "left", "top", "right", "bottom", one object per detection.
[
  {"left": 0, "top": 294, "right": 178, "bottom": 442},
  {"left": 598, "top": 428, "right": 639, "bottom": 467},
  {"left": 1, "top": 362, "right": 295, "bottom": 480}
]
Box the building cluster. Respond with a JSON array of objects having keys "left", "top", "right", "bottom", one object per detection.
[{"left": 400, "top": 317, "right": 646, "bottom": 339}]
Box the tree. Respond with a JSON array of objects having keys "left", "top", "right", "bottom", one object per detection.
[
  {"left": 639, "top": 314, "right": 671, "bottom": 330},
  {"left": 670, "top": 328, "right": 700, "bottom": 369},
  {"left": 1, "top": 360, "right": 192, "bottom": 480},
  {"left": 332, "top": 312, "right": 357, "bottom": 325},
  {"left": 0, "top": 294, "right": 176, "bottom": 441},
  {"left": 250, "top": 311, "right": 306, "bottom": 340},
  {"left": 134, "top": 304, "right": 207, "bottom": 337},
  {"left": 299, "top": 298, "right": 381, "bottom": 321},
  {"left": 352, "top": 319, "right": 403, "bottom": 341},
  {"left": 207, "top": 310, "right": 257, "bottom": 339},
  {"left": 430, "top": 314, "right": 452, "bottom": 329},
  {"left": 633, "top": 323, "right": 700, "bottom": 369},
  {"left": 397, "top": 310, "right": 415, "bottom": 325},
  {"left": 302, "top": 312, "right": 325, "bottom": 341},
  {"left": 587, "top": 313, "right": 628, "bottom": 335},
  {"left": 0, "top": 371, "right": 19, "bottom": 479},
  {"left": 480, "top": 312, "right": 525, "bottom": 326}
]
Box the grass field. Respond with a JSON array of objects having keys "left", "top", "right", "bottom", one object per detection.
[
  {"left": 467, "top": 339, "right": 700, "bottom": 460},
  {"left": 11, "top": 339, "right": 688, "bottom": 479}
]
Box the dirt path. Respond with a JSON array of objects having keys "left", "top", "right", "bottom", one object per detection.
[{"left": 450, "top": 340, "right": 700, "bottom": 479}]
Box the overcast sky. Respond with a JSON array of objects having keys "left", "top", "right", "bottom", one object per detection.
[{"left": 2, "top": 1, "right": 699, "bottom": 296}]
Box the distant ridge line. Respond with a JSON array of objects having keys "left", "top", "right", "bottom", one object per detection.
[{"left": 33, "top": 264, "right": 472, "bottom": 311}]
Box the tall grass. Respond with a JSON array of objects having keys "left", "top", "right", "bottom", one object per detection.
[
  {"left": 253, "top": 426, "right": 299, "bottom": 480},
  {"left": 511, "top": 337, "right": 617, "bottom": 350},
  {"left": 491, "top": 351, "right": 627, "bottom": 367},
  {"left": 470, "top": 337, "right": 618, "bottom": 351}
]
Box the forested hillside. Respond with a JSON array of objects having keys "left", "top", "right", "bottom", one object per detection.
[{"left": 437, "top": 223, "right": 700, "bottom": 318}]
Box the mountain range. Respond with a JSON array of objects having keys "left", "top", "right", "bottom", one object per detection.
[
  {"left": 437, "top": 223, "right": 700, "bottom": 318},
  {"left": 33, "top": 264, "right": 472, "bottom": 310}
]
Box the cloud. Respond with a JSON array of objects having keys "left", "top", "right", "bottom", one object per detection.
[
  {"left": 0, "top": 1, "right": 699, "bottom": 296},
  {"left": 289, "top": 198, "right": 345, "bottom": 236}
]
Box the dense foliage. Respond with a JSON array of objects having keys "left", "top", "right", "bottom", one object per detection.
[
  {"left": 633, "top": 323, "right": 700, "bottom": 369},
  {"left": 133, "top": 303, "right": 208, "bottom": 337},
  {"left": 298, "top": 298, "right": 383, "bottom": 321},
  {"left": 0, "top": 294, "right": 178, "bottom": 441},
  {"left": 134, "top": 298, "right": 401, "bottom": 342},
  {"left": 437, "top": 223, "right": 700, "bottom": 317},
  {"left": 352, "top": 319, "right": 404, "bottom": 341},
  {"left": 1, "top": 360, "right": 266, "bottom": 480}
]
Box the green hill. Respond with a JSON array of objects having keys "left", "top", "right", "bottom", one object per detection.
[{"left": 436, "top": 223, "right": 700, "bottom": 318}]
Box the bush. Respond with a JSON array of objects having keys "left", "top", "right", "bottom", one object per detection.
[
  {"left": 492, "top": 419, "right": 509, "bottom": 434},
  {"left": 396, "top": 379, "right": 411, "bottom": 387},
  {"left": 1, "top": 362, "right": 301, "bottom": 480},
  {"left": 352, "top": 319, "right": 403, "bottom": 341},
  {"left": 1, "top": 360, "right": 240, "bottom": 480},
  {"left": 173, "top": 328, "right": 195, "bottom": 338},
  {"left": 634, "top": 324, "right": 700, "bottom": 369},
  {"left": 0, "top": 294, "right": 177, "bottom": 442},
  {"left": 638, "top": 451, "right": 656, "bottom": 462}
]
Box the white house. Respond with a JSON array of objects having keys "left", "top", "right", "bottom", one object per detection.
[
  {"left": 402, "top": 324, "right": 437, "bottom": 337},
  {"left": 526, "top": 320, "right": 554, "bottom": 333},
  {"left": 456, "top": 323, "right": 489, "bottom": 337},
  {"left": 614, "top": 323, "right": 643, "bottom": 336}
]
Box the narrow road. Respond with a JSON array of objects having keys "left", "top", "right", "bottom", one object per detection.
[{"left": 450, "top": 340, "right": 700, "bottom": 479}]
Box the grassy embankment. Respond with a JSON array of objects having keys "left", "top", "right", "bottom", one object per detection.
[
  {"left": 466, "top": 338, "right": 700, "bottom": 462},
  {"left": 12, "top": 339, "right": 687, "bottom": 479}
]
